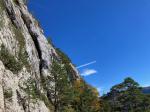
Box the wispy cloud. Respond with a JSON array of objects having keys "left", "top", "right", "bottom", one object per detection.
[
  {"left": 80, "top": 69, "right": 97, "bottom": 76},
  {"left": 76, "top": 61, "right": 96, "bottom": 69}
]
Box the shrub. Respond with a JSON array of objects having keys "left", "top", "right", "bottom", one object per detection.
[
  {"left": 55, "top": 48, "right": 71, "bottom": 64},
  {"left": 22, "top": 78, "right": 53, "bottom": 110},
  {"left": 0, "top": 0, "right": 5, "bottom": 11},
  {"left": 4, "top": 88, "right": 13, "bottom": 101},
  {"left": 13, "top": 0, "right": 18, "bottom": 4},
  {"left": 0, "top": 17, "right": 4, "bottom": 28},
  {"left": 0, "top": 0, "right": 5, "bottom": 28},
  {"left": 24, "top": 79, "right": 39, "bottom": 99},
  {"left": 0, "top": 44, "right": 22, "bottom": 73},
  {"left": 40, "top": 93, "right": 54, "bottom": 111},
  {"left": 63, "top": 106, "right": 76, "bottom": 112},
  {"left": 12, "top": 25, "right": 31, "bottom": 72}
]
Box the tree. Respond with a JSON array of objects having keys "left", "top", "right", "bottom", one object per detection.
[
  {"left": 99, "top": 99, "right": 111, "bottom": 112},
  {"left": 47, "top": 59, "right": 74, "bottom": 112},
  {"left": 101, "top": 77, "right": 150, "bottom": 112},
  {"left": 71, "top": 79, "right": 100, "bottom": 112},
  {"left": 55, "top": 48, "right": 76, "bottom": 81}
]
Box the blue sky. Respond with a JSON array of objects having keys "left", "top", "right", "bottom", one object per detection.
[{"left": 28, "top": 0, "right": 150, "bottom": 94}]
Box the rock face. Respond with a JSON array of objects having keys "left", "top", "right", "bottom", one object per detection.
[{"left": 0, "top": 0, "right": 80, "bottom": 111}]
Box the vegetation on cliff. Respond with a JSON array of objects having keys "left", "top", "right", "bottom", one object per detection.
[
  {"left": 0, "top": 44, "right": 23, "bottom": 73},
  {"left": 41, "top": 51, "right": 100, "bottom": 112},
  {"left": 1, "top": 0, "right": 150, "bottom": 111}
]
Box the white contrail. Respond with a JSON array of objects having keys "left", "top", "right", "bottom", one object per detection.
[{"left": 76, "top": 61, "right": 96, "bottom": 69}]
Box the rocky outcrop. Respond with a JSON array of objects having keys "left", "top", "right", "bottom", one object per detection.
[{"left": 0, "top": 0, "right": 80, "bottom": 111}]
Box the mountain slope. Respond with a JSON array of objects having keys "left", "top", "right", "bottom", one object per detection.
[
  {"left": 0, "top": 0, "right": 81, "bottom": 111},
  {"left": 0, "top": 0, "right": 101, "bottom": 112}
]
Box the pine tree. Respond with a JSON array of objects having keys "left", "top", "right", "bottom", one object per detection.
[
  {"left": 101, "top": 77, "right": 150, "bottom": 112},
  {"left": 47, "top": 59, "right": 74, "bottom": 112}
]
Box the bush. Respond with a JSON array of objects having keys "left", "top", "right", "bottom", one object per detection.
[
  {"left": 4, "top": 88, "right": 13, "bottom": 101},
  {"left": 40, "top": 93, "right": 54, "bottom": 111},
  {"left": 13, "top": 0, "right": 18, "bottom": 4},
  {"left": 24, "top": 79, "right": 39, "bottom": 99},
  {"left": 63, "top": 106, "right": 76, "bottom": 112},
  {"left": 0, "top": 0, "right": 5, "bottom": 11},
  {"left": 56, "top": 48, "right": 71, "bottom": 64},
  {"left": 0, "top": 44, "right": 22, "bottom": 73},
  {"left": 0, "top": 0, "right": 5, "bottom": 28}
]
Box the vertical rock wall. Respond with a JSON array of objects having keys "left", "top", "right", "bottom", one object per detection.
[{"left": 0, "top": 0, "right": 80, "bottom": 112}]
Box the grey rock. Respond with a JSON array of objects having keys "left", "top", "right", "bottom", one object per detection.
[{"left": 0, "top": 0, "right": 80, "bottom": 111}]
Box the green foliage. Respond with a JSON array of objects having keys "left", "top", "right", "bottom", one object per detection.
[
  {"left": 40, "top": 93, "right": 54, "bottom": 111},
  {"left": 12, "top": 25, "right": 31, "bottom": 72},
  {"left": 0, "top": 16, "right": 4, "bottom": 28},
  {"left": 0, "top": 44, "right": 22, "bottom": 73},
  {"left": 63, "top": 106, "right": 76, "bottom": 112},
  {"left": 47, "top": 59, "right": 72, "bottom": 112},
  {"left": 1, "top": 23, "right": 30, "bottom": 74},
  {"left": 13, "top": 0, "right": 18, "bottom": 4},
  {"left": 40, "top": 74, "right": 47, "bottom": 91},
  {"left": 45, "top": 53, "right": 100, "bottom": 112},
  {"left": 55, "top": 48, "right": 76, "bottom": 81},
  {"left": 13, "top": 0, "right": 28, "bottom": 5},
  {"left": 22, "top": 78, "right": 54, "bottom": 110},
  {"left": 71, "top": 79, "right": 100, "bottom": 112},
  {"left": 99, "top": 99, "right": 111, "bottom": 112},
  {"left": 24, "top": 78, "right": 39, "bottom": 99},
  {"left": 12, "top": 26, "right": 25, "bottom": 50},
  {"left": 47, "top": 37, "right": 55, "bottom": 47},
  {"left": 0, "top": 0, "right": 5, "bottom": 28},
  {"left": 0, "top": 23, "right": 30, "bottom": 74},
  {"left": 47, "top": 38, "right": 52, "bottom": 44},
  {"left": 56, "top": 48, "right": 71, "bottom": 64},
  {"left": 0, "top": 0, "right": 5, "bottom": 11},
  {"left": 18, "top": 50, "right": 30, "bottom": 72},
  {"left": 100, "top": 77, "right": 150, "bottom": 112},
  {"left": 4, "top": 88, "right": 13, "bottom": 100}
]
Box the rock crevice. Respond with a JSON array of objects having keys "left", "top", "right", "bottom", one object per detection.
[{"left": 0, "top": 0, "right": 80, "bottom": 112}]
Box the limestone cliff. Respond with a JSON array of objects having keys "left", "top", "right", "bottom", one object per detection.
[{"left": 0, "top": 0, "right": 80, "bottom": 111}]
